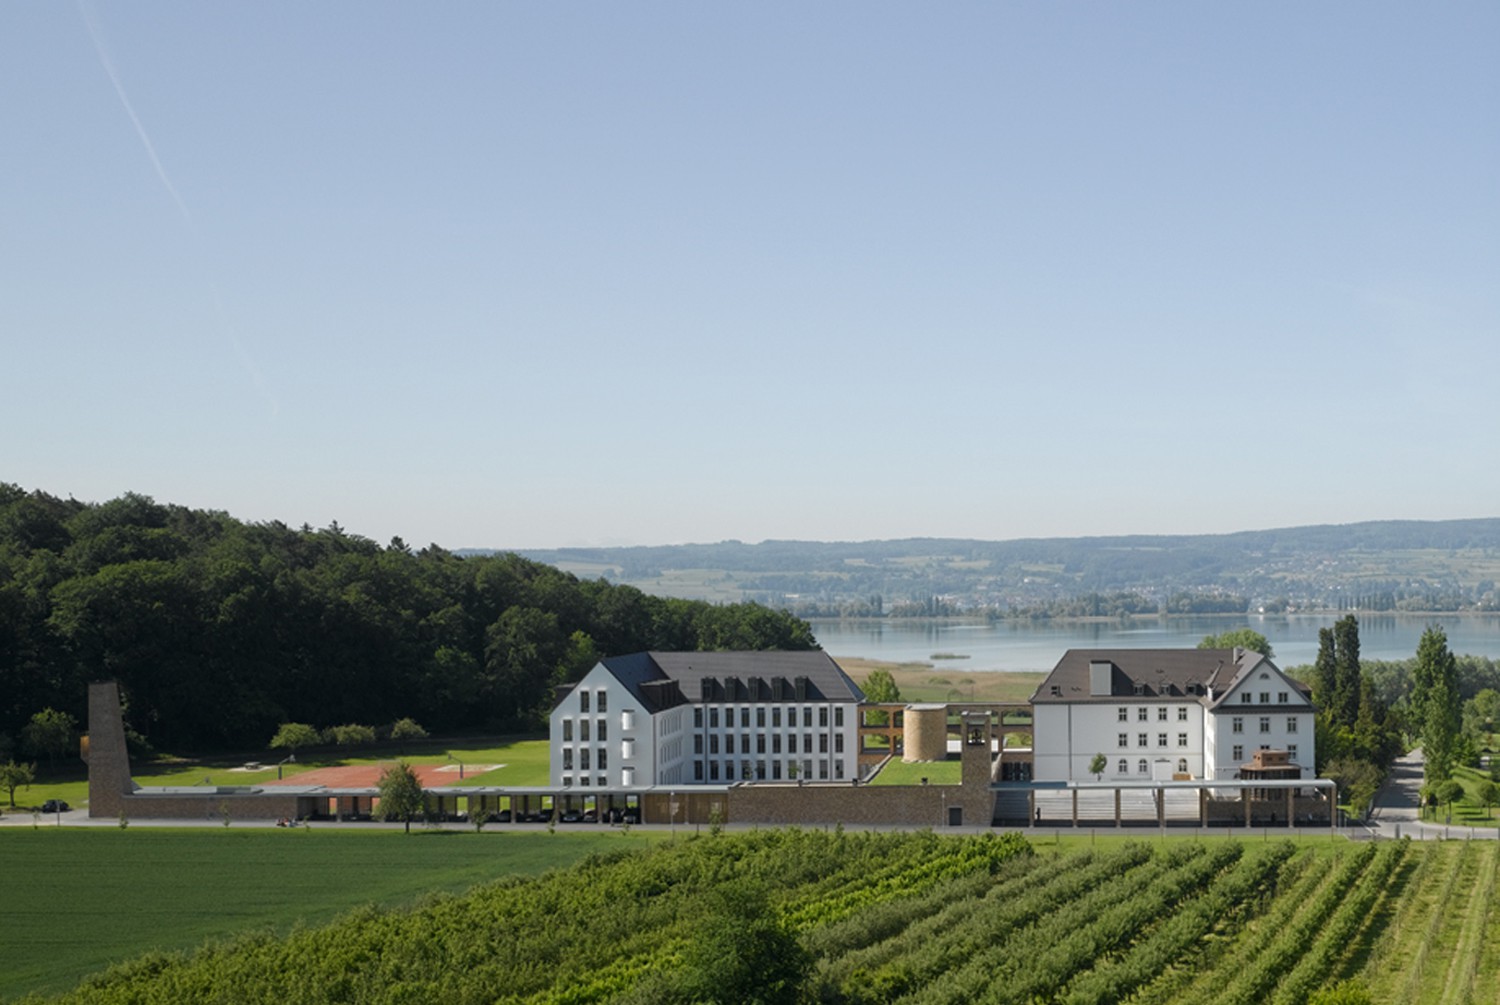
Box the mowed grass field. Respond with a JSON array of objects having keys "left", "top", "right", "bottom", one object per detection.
[{"left": 0, "top": 828, "right": 654, "bottom": 1000}]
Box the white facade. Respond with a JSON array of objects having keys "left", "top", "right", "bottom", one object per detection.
[
  {"left": 1031, "top": 648, "right": 1315, "bottom": 786},
  {"left": 1033, "top": 700, "right": 1207, "bottom": 783},
  {"left": 1205, "top": 665, "right": 1313, "bottom": 781},
  {"left": 550, "top": 652, "right": 863, "bottom": 789}
]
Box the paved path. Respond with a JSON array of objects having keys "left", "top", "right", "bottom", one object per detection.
[{"left": 1365, "top": 747, "right": 1498, "bottom": 841}]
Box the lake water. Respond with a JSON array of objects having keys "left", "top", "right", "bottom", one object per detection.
[{"left": 810, "top": 614, "right": 1500, "bottom": 673}]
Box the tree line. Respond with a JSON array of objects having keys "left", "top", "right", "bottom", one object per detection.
[{"left": 0, "top": 484, "right": 815, "bottom": 755}]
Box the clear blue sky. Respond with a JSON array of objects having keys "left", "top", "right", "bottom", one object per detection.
[{"left": 4, "top": 3, "right": 1497, "bottom": 549}]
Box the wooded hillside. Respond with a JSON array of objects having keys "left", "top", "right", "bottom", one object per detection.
[{"left": 0, "top": 484, "right": 815, "bottom": 752}]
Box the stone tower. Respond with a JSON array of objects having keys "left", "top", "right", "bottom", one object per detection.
[{"left": 87, "top": 681, "right": 136, "bottom": 818}]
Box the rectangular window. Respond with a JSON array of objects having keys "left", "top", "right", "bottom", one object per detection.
[
  {"left": 563, "top": 749, "right": 573, "bottom": 770},
  {"left": 1138, "top": 759, "right": 1148, "bottom": 775},
  {"left": 598, "top": 720, "right": 607, "bottom": 742},
  {"left": 1177, "top": 733, "right": 1188, "bottom": 746},
  {"left": 1118, "top": 708, "right": 1129, "bottom": 722},
  {"left": 740, "top": 708, "right": 750, "bottom": 728},
  {"left": 710, "top": 735, "right": 719, "bottom": 754},
  {"left": 757, "top": 734, "right": 766, "bottom": 754},
  {"left": 597, "top": 690, "right": 607, "bottom": 713},
  {"left": 742, "top": 734, "right": 750, "bottom": 756},
  {"left": 818, "top": 760, "right": 828, "bottom": 780},
  {"left": 835, "top": 760, "right": 845, "bottom": 779},
  {"left": 726, "top": 734, "right": 735, "bottom": 754},
  {"left": 1259, "top": 717, "right": 1271, "bottom": 733},
  {"left": 694, "top": 707, "right": 703, "bottom": 728},
  {"left": 580, "top": 749, "right": 590, "bottom": 770},
  {"left": 805, "top": 733, "right": 814, "bottom": 754},
  {"left": 1138, "top": 708, "right": 1148, "bottom": 722},
  {"left": 819, "top": 706, "right": 829, "bottom": 727},
  {"left": 1158, "top": 707, "right": 1168, "bottom": 721},
  {"left": 834, "top": 707, "right": 844, "bottom": 727},
  {"left": 579, "top": 691, "right": 590, "bottom": 713},
  {"left": 756, "top": 760, "right": 766, "bottom": 780},
  {"left": 1138, "top": 733, "right": 1148, "bottom": 747},
  {"left": 788, "top": 734, "right": 798, "bottom": 754},
  {"left": 1177, "top": 707, "right": 1188, "bottom": 721},
  {"left": 1287, "top": 717, "right": 1298, "bottom": 733},
  {"left": 819, "top": 734, "right": 829, "bottom": 753},
  {"left": 694, "top": 734, "right": 703, "bottom": 754},
  {"left": 1232, "top": 744, "right": 1243, "bottom": 761},
  {"left": 579, "top": 776, "right": 588, "bottom": 787},
  {"left": 756, "top": 708, "right": 766, "bottom": 728},
  {"left": 695, "top": 760, "right": 704, "bottom": 781},
  {"left": 772, "top": 708, "right": 782, "bottom": 728},
  {"left": 1232, "top": 717, "right": 1244, "bottom": 734},
  {"left": 709, "top": 708, "right": 719, "bottom": 728},
  {"left": 580, "top": 720, "right": 590, "bottom": 742},
  {"left": 772, "top": 761, "right": 782, "bottom": 780},
  {"left": 1259, "top": 692, "right": 1270, "bottom": 704},
  {"left": 834, "top": 734, "right": 844, "bottom": 753},
  {"left": 598, "top": 749, "right": 607, "bottom": 770},
  {"left": 563, "top": 719, "right": 573, "bottom": 742},
  {"left": 709, "top": 760, "right": 719, "bottom": 781},
  {"left": 804, "top": 707, "right": 814, "bottom": 727},
  {"left": 1240, "top": 693, "right": 1252, "bottom": 704},
  {"left": 772, "top": 734, "right": 782, "bottom": 754},
  {"left": 1118, "top": 732, "right": 1129, "bottom": 747},
  {"left": 1288, "top": 744, "right": 1299, "bottom": 761},
  {"left": 1117, "top": 758, "right": 1128, "bottom": 774},
  {"left": 1157, "top": 733, "right": 1167, "bottom": 747},
  {"left": 742, "top": 759, "right": 752, "bottom": 781},
  {"left": 1278, "top": 691, "right": 1289, "bottom": 704}
]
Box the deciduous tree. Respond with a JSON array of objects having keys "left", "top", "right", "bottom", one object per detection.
[
  {"left": 0, "top": 759, "right": 35, "bottom": 808},
  {"left": 1198, "top": 629, "right": 1274, "bottom": 659},
  {"left": 268, "top": 722, "right": 321, "bottom": 754},
  {"left": 21, "top": 708, "right": 76, "bottom": 768},
  {"left": 375, "top": 761, "right": 425, "bottom": 833}
]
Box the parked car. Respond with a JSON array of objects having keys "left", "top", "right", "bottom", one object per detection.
[{"left": 41, "top": 799, "right": 69, "bottom": 813}]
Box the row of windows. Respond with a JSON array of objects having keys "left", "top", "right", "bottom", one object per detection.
[
  {"left": 1229, "top": 716, "right": 1299, "bottom": 734},
  {"left": 1114, "top": 757, "right": 1191, "bottom": 775},
  {"left": 696, "top": 732, "right": 843, "bottom": 755},
  {"left": 694, "top": 758, "right": 844, "bottom": 782},
  {"left": 577, "top": 689, "right": 607, "bottom": 713},
  {"left": 561, "top": 748, "right": 609, "bottom": 771},
  {"left": 1116, "top": 732, "right": 1190, "bottom": 748},
  {"left": 1116, "top": 706, "right": 1191, "bottom": 722},
  {"left": 693, "top": 705, "right": 846, "bottom": 730},
  {"left": 1238, "top": 690, "right": 1292, "bottom": 704},
  {"left": 1230, "top": 743, "right": 1299, "bottom": 762},
  {"left": 560, "top": 718, "right": 611, "bottom": 742}
]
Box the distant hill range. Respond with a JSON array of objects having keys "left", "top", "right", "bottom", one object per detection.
[{"left": 478, "top": 519, "right": 1500, "bottom": 617}]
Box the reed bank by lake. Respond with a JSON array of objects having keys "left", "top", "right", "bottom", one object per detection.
[{"left": 810, "top": 613, "right": 1500, "bottom": 673}]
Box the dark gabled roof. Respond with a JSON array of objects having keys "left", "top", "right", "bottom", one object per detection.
[
  {"left": 590, "top": 650, "right": 864, "bottom": 714},
  {"left": 1031, "top": 648, "right": 1314, "bottom": 711}
]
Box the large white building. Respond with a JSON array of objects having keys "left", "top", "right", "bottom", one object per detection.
[
  {"left": 1030, "top": 648, "right": 1315, "bottom": 785},
  {"left": 549, "top": 651, "right": 865, "bottom": 789}
]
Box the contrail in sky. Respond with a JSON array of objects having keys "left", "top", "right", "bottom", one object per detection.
[
  {"left": 79, "top": 0, "right": 194, "bottom": 227},
  {"left": 77, "top": 1, "right": 280, "bottom": 417}
]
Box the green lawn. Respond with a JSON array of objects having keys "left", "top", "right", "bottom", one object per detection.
[
  {"left": 0, "top": 738, "right": 554, "bottom": 817},
  {"left": 867, "top": 758, "right": 962, "bottom": 786},
  {"left": 0, "top": 827, "right": 655, "bottom": 1000}
]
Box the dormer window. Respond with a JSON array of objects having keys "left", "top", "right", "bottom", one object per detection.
[
  {"left": 1133, "top": 683, "right": 1146, "bottom": 696},
  {"left": 1049, "top": 685, "right": 1061, "bottom": 696}
]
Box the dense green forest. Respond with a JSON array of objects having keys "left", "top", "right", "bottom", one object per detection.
[{"left": 0, "top": 485, "right": 815, "bottom": 754}]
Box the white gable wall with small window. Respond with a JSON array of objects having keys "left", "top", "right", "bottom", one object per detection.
[
  {"left": 1207, "top": 663, "right": 1313, "bottom": 781},
  {"left": 549, "top": 662, "right": 655, "bottom": 789}
]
